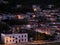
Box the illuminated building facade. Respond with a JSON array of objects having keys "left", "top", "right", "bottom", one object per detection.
[{"left": 1, "top": 33, "right": 28, "bottom": 44}]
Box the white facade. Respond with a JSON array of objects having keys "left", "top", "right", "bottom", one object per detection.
[{"left": 1, "top": 33, "right": 28, "bottom": 44}]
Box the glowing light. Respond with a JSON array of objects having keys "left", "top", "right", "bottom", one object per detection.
[
  {"left": 48, "top": 5, "right": 53, "bottom": 8},
  {"left": 16, "top": 27, "right": 20, "bottom": 32},
  {"left": 50, "top": 18, "right": 56, "bottom": 21},
  {"left": 45, "top": 14, "right": 51, "bottom": 17},
  {"left": 57, "top": 28, "right": 60, "bottom": 30},
  {"left": 5, "top": 37, "right": 14, "bottom": 43},
  {"left": 0, "top": 16, "right": 2, "bottom": 19},
  {"left": 45, "top": 32, "right": 48, "bottom": 34},
  {"left": 17, "top": 27, "right": 19, "bottom": 30},
  {"left": 16, "top": 5, "right": 22, "bottom": 8},
  {"left": 53, "top": 22, "right": 56, "bottom": 24},
  {"left": 17, "top": 15, "right": 24, "bottom": 19},
  {"left": 32, "top": 15, "right": 36, "bottom": 18},
  {"left": 33, "top": 8, "right": 37, "bottom": 11},
  {"left": 27, "top": 25, "right": 31, "bottom": 28},
  {"left": 1, "top": 34, "right": 5, "bottom": 36}
]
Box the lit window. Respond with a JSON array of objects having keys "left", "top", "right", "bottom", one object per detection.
[
  {"left": 34, "top": 8, "right": 37, "bottom": 11},
  {"left": 17, "top": 15, "right": 23, "bottom": 19},
  {"left": 32, "top": 15, "right": 36, "bottom": 18},
  {"left": 16, "top": 5, "right": 22, "bottom": 8},
  {"left": 27, "top": 25, "right": 31, "bottom": 28}
]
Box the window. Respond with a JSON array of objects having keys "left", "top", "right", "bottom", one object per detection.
[
  {"left": 16, "top": 38, "right": 17, "bottom": 40},
  {"left": 25, "top": 35, "right": 26, "bottom": 37},
  {"left": 25, "top": 39, "right": 26, "bottom": 41},
  {"left": 58, "top": 37, "right": 59, "bottom": 39},
  {"left": 10, "top": 40, "right": 11, "bottom": 42},
  {"left": 16, "top": 41, "right": 17, "bottom": 43},
  {"left": 10, "top": 36, "right": 11, "bottom": 38},
  {"left": 19, "top": 36, "right": 20, "bottom": 38},
  {"left": 19, "top": 40, "right": 20, "bottom": 43},
  {"left": 13, "top": 36, "right": 14, "bottom": 38},
  {"left": 13, "top": 40, "right": 14, "bottom": 42},
  {"left": 22, "top": 35, "right": 23, "bottom": 37},
  {"left": 22, "top": 39, "right": 23, "bottom": 41}
]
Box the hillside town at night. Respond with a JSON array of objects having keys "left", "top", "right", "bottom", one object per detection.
[{"left": 0, "top": 0, "right": 60, "bottom": 45}]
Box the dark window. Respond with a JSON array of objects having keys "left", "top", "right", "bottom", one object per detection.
[
  {"left": 16, "top": 41, "right": 17, "bottom": 43},
  {"left": 13, "top": 40, "right": 14, "bottom": 42},
  {"left": 25, "top": 35, "right": 26, "bottom": 37},
  {"left": 25, "top": 39, "right": 26, "bottom": 41},
  {"left": 13, "top": 36, "right": 14, "bottom": 38},
  {"left": 22, "top": 39, "right": 23, "bottom": 41},
  {"left": 19, "top": 36, "right": 20, "bottom": 38},
  {"left": 16, "top": 38, "right": 17, "bottom": 40},
  {"left": 19, "top": 40, "right": 20, "bottom": 43},
  {"left": 10, "top": 40, "right": 11, "bottom": 42},
  {"left": 10, "top": 36, "right": 11, "bottom": 38},
  {"left": 22, "top": 35, "right": 23, "bottom": 37},
  {"left": 58, "top": 37, "right": 59, "bottom": 39}
]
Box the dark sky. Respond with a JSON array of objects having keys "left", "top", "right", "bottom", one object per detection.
[
  {"left": 8, "top": 0, "right": 60, "bottom": 8},
  {"left": 0, "top": 0, "right": 60, "bottom": 13},
  {"left": 8, "top": 0, "right": 60, "bottom": 5}
]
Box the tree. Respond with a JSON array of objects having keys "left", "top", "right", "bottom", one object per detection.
[
  {"left": 2, "top": 19, "right": 28, "bottom": 25},
  {"left": 0, "top": 21, "right": 11, "bottom": 41},
  {"left": 0, "top": 21, "right": 10, "bottom": 33},
  {"left": 34, "top": 32, "right": 52, "bottom": 40}
]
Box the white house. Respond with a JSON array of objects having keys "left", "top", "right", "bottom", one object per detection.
[{"left": 1, "top": 33, "right": 28, "bottom": 44}]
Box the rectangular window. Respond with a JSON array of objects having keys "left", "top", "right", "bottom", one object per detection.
[
  {"left": 16, "top": 38, "right": 17, "bottom": 40},
  {"left": 13, "top": 36, "right": 14, "bottom": 38},
  {"left": 19, "top": 40, "right": 20, "bottom": 43},
  {"left": 22, "top": 39, "right": 23, "bottom": 41},
  {"left": 22, "top": 35, "right": 23, "bottom": 37},
  {"left": 10, "top": 40, "right": 11, "bottom": 42},
  {"left": 13, "top": 40, "right": 14, "bottom": 42},
  {"left": 25, "top": 39, "right": 26, "bottom": 41},
  {"left": 19, "top": 36, "right": 20, "bottom": 38},
  {"left": 10, "top": 36, "right": 11, "bottom": 38},
  {"left": 25, "top": 35, "right": 26, "bottom": 37},
  {"left": 16, "top": 41, "right": 17, "bottom": 43}
]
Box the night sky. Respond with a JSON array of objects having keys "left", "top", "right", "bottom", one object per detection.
[{"left": 0, "top": 0, "right": 60, "bottom": 13}]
